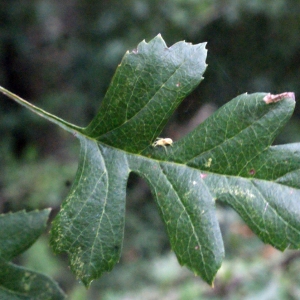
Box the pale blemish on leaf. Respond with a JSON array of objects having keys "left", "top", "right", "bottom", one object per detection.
[
  {"left": 263, "top": 92, "right": 295, "bottom": 104},
  {"left": 205, "top": 158, "right": 212, "bottom": 168},
  {"left": 263, "top": 203, "right": 269, "bottom": 214},
  {"left": 214, "top": 186, "right": 255, "bottom": 200}
]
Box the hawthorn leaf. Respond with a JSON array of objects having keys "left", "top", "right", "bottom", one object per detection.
[
  {"left": 0, "top": 209, "right": 66, "bottom": 299},
  {"left": 1, "top": 35, "right": 300, "bottom": 288},
  {"left": 0, "top": 209, "right": 50, "bottom": 261},
  {"left": 0, "top": 260, "right": 65, "bottom": 300}
]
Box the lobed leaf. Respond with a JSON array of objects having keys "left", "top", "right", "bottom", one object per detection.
[{"left": 1, "top": 35, "right": 300, "bottom": 288}]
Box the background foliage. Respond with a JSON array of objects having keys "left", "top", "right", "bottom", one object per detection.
[{"left": 1, "top": 1, "right": 300, "bottom": 299}]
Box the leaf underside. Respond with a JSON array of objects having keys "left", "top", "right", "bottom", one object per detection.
[{"left": 1, "top": 35, "right": 300, "bottom": 288}]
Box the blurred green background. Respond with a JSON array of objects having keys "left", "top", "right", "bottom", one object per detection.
[{"left": 1, "top": 1, "right": 300, "bottom": 299}]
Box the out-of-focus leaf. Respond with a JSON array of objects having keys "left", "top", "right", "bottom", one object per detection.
[
  {"left": 0, "top": 209, "right": 50, "bottom": 261},
  {"left": 0, "top": 260, "right": 65, "bottom": 300},
  {"left": 0, "top": 209, "right": 66, "bottom": 299}
]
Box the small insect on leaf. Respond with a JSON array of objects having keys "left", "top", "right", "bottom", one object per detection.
[
  {"left": 152, "top": 137, "right": 173, "bottom": 150},
  {"left": 263, "top": 92, "right": 295, "bottom": 104}
]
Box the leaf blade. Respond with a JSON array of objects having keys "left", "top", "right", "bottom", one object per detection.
[
  {"left": 50, "top": 137, "right": 129, "bottom": 287},
  {"left": 0, "top": 209, "right": 50, "bottom": 261},
  {"left": 0, "top": 261, "right": 66, "bottom": 300},
  {"left": 204, "top": 174, "right": 300, "bottom": 251},
  {"left": 84, "top": 35, "right": 207, "bottom": 153},
  {"left": 129, "top": 159, "right": 224, "bottom": 285},
  {"left": 145, "top": 93, "right": 295, "bottom": 168}
]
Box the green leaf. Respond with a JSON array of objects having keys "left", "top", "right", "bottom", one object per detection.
[
  {"left": 0, "top": 209, "right": 50, "bottom": 261},
  {"left": 83, "top": 34, "right": 207, "bottom": 152},
  {"left": 1, "top": 35, "right": 299, "bottom": 288},
  {"left": 0, "top": 210, "right": 66, "bottom": 299},
  {"left": 0, "top": 260, "right": 65, "bottom": 300}
]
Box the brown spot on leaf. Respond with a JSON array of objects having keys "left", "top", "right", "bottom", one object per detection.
[{"left": 249, "top": 169, "right": 256, "bottom": 175}]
